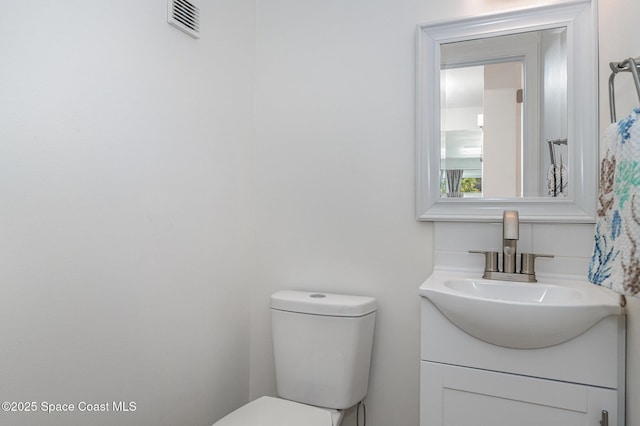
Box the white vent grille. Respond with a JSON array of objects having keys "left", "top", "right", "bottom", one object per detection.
[{"left": 167, "top": 0, "right": 200, "bottom": 39}]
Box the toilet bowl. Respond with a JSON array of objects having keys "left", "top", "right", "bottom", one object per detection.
[
  {"left": 213, "top": 396, "right": 343, "bottom": 426},
  {"left": 212, "top": 290, "right": 376, "bottom": 426}
]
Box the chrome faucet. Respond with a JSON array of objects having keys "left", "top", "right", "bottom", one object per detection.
[{"left": 470, "top": 210, "right": 554, "bottom": 283}]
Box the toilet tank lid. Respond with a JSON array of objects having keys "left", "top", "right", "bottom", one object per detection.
[{"left": 271, "top": 290, "right": 377, "bottom": 317}]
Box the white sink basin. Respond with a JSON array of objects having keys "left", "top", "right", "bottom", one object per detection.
[{"left": 420, "top": 271, "right": 623, "bottom": 349}]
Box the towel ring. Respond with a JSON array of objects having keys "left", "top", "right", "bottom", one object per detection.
[{"left": 609, "top": 56, "right": 640, "bottom": 123}]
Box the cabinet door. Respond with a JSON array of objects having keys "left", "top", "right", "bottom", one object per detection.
[{"left": 421, "top": 362, "right": 619, "bottom": 426}]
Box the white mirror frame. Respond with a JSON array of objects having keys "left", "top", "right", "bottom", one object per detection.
[{"left": 416, "top": 1, "right": 598, "bottom": 223}]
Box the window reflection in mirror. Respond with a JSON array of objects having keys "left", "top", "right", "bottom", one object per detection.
[{"left": 439, "top": 28, "right": 567, "bottom": 199}]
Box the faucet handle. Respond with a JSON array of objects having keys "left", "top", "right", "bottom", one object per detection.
[
  {"left": 520, "top": 253, "right": 554, "bottom": 275},
  {"left": 503, "top": 210, "right": 519, "bottom": 240},
  {"left": 469, "top": 250, "right": 499, "bottom": 272}
]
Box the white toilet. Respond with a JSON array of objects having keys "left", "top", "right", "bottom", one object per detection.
[{"left": 214, "top": 290, "right": 377, "bottom": 426}]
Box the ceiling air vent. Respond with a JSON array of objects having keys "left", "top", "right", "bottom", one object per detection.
[{"left": 167, "top": 0, "right": 200, "bottom": 39}]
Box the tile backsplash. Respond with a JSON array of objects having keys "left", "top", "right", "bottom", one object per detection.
[{"left": 434, "top": 222, "right": 597, "bottom": 277}]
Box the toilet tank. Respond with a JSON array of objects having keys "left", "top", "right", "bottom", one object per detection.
[{"left": 270, "top": 290, "right": 377, "bottom": 410}]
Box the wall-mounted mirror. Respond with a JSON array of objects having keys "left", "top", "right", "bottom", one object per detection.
[{"left": 416, "top": 1, "right": 598, "bottom": 222}]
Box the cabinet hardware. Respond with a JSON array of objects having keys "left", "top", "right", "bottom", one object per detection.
[{"left": 600, "top": 410, "right": 609, "bottom": 426}]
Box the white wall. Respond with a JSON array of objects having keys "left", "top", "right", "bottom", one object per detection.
[
  {"left": 598, "top": 1, "right": 640, "bottom": 425},
  {"left": 0, "top": 1, "right": 255, "bottom": 425},
  {"left": 251, "top": 1, "right": 433, "bottom": 425},
  {"left": 2, "top": 1, "right": 638, "bottom": 426}
]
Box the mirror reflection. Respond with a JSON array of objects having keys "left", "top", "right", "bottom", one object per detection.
[{"left": 439, "top": 28, "right": 567, "bottom": 199}]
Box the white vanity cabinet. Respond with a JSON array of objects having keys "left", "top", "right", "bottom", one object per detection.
[{"left": 420, "top": 296, "right": 626, "bottom": 426}]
